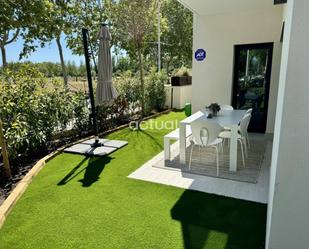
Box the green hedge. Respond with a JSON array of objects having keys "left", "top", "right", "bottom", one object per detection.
[
  {"left": 0, "top": 65, "right": 167, "bottom": 160},
  {"left": 145, "top": 68, "right": 167, "bottom": 113},
  {"left": 0, "top": 65, "right": 90, "bottom": 159},
  {"left": 114, "top": 68, "right": 167, "bottom": 115}
]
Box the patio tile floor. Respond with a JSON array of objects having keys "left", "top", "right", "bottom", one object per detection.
[{"left": 129, "top": 133, "right": 272, "bottom": 204}]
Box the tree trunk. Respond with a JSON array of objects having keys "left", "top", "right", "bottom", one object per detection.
[
  {"left": 56, "top": 36, "right": 68, "bottom": 86},
  {"left": 166, "top": 57, "right": 172, "bottom": 74},
  {"left": 137, "top": 45, "right": 145, "bottom": 118},
  {"left": 0, "top": 120, "right": 11, "bottom": 178},
  {"left": 1, "top": 30, "right": 19, "bottom": 68},
  {"left": 1, "top": 45, "right": 7, "bottom": 68}
]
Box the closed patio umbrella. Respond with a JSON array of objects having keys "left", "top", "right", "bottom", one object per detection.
[
  {"left": 96, "top": 24, "right": 118, "bottom": 105},
  {"left": 67, "top": 27, "right": 128, "bottom": 152}
]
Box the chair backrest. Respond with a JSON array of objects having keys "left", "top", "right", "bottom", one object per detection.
[
  {"left": 190, "top": 120, "right": 223, "bottom": 147},
  {"left": 246, "top": 108, "right": 253, "bottom": 114},
  {"left": 220, "top": 104, "right": 234, "bottom": 111},
  {"left": 239, "top": 114, "right": 251, "bottom": 136}
]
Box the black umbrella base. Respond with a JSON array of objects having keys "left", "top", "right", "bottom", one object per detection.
[{"left": 64, "top": 139, "right": 128, "bottom": 157}]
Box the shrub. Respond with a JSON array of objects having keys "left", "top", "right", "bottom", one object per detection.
[
  {"left": 0, "top": 65, "right": 89, "bottom": 159},
  {"left": 96, "top": 95, "right": 130, "bottom": 131},
  {"left": 0, "top": 65, "right": 168, "bottom": 160},
  {"left": 114, "top": 70, "right": 141, "bottom": 114},
  {"left": 145, "top": 68, "right": 167, "bottom": 113},
  {"left": 114, "top": 69, "right": 168, "bottom": 116},
  {"left": 73, "top": 92, "right": 91, "bottom": 133},
  {"left": 174, "top": 67, "right": 191, "bottom": 77}
]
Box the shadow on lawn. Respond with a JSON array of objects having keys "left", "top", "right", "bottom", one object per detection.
[
  {"left": 139, "top": 130, "right": 163, "bottom": 150},
  {"left": 57, "top": 156, "right": 112, "bottom": 187},
  {"left": 121, "top": 128, "right": 163, "bottom": 150},
  {"left": 171, "top": 190, "right": 267, "bottom": 249}
]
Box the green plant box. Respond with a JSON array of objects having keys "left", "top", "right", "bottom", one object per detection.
[{"left": 184, "top": 103, "right": 192, "bottom": 117}]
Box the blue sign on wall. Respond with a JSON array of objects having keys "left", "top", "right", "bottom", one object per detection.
[{"left": 195, "top": 49, "right": 206, "bottom": 61}]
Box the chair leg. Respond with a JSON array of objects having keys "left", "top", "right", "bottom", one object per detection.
[
  {"left": 243, "top": 137, "right": 248, "bottom": 158},
  {"left": 189, "top": 144, "right": 194, "bottom": 170},
  {"left": 221, "top": 143, "right": 224, "bottom": 161},
  {"left": 164, "top": 137, "right": 171, "bottom": 161},
  {"left": 246, "top": 132, "right": 251, "bottom": 149},
  {"left": 239, "top": 140, "right": 246, "bottom": 167},
  {"left": 215, "top": 146, "right": 219, "bottom": 176}
]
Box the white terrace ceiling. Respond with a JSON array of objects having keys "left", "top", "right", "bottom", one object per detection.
[{"left": 178, "top": 0, "right": 277, "bottom": 16}]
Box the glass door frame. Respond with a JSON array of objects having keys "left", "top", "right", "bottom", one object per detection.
[{"left": 231, "top": 42, "right": 274, "bottom": 133}]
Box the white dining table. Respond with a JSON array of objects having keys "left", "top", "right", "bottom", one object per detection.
[{"left": 179, "top": 109, "right": 247, "bottom": 172}]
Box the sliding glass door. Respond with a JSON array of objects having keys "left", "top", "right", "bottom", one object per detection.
[{"left": 232, "top": 43, "right": 274, "bottom": 133}]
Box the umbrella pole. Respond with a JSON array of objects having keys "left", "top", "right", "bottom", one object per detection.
[{"left": 82, "top": 28, "right": 101, "bottom": 147}]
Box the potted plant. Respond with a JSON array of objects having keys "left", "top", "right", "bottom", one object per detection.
[
  {"left": 171, "top": 67, "right": 192, "bottom": 86},
  {"left": 206, "top": 103, "right": 221, "bottom": 117}
]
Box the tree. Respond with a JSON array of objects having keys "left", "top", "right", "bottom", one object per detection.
[
  {"left": 19, "top": 0, "right": 78, "bottom": 86},
  {"left": 38, "top": 0, "right": 73, "bottom": 86},
  {"left": 0, "top": 119, "right": 11, "bottom": 178},
  {"left": 67, "top": 60, "right": 79, "bottom": 79},
  {"left": 161, "top": 0, "right": 193, "bottom": 72},
  {"left": 36, "top": 0, "right": 103, "bottom": 86},
  {"left": 107, "top": 0, "right": 157, "bottom": 117},
  {"left": 66, "top": 0, "right": 104, "bottom": 57},
  {"left": 0, "top": 0, "right": 47, "bottom": 68}
]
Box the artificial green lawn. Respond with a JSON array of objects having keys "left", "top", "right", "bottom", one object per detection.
[{"left": 0, "top": 112, "right": 267, "bottom": 249}]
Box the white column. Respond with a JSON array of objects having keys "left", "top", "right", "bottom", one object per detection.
[{"left": 266, "top": 1, "right": 309, "bottom": 248}]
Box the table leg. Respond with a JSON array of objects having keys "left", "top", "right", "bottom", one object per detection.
[
  {"left": 179, "top": 124, "right": 186, "bottom": 165},
  {"left": 229, "top": 125, "right": 238, "bottom": 172}
]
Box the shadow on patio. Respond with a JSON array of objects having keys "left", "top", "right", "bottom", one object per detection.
[
  {"left": 171, "top": 190, "right": 267, "bottom": 249},
  {"left": 57, "top": 156, "right": 113, "bottom": 187}
]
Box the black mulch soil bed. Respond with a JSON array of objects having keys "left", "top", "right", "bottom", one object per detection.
[
  {"left": 0, "top": 130, "right": 95, "bottom": 206},
  {"left": 0, "top": 161, "right": 35, "bottom": 206}
]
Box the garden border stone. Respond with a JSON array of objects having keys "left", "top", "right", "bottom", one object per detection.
[
  {"left": 0, "top": 150, "right": 60, "bottom": 229},
  {"left": 0, "top": 109, "right": 171, "bottom": 229}
]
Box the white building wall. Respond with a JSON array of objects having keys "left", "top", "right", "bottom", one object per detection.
[
  {"left": 165, "top": 85, "right": 192, "bottom": 109},
  {"left": 266, "top": 0, "right": 309, "bottom": 248},
  {"left": 192, "top": 6, "right": 283, "bottom": 133},
  {"left": 164, "top": 85, "right": 172, "bottom": 108}
]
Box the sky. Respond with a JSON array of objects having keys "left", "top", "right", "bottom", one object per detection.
[{"left": 4, "top": 34, "right": 84, "bottom": 65}]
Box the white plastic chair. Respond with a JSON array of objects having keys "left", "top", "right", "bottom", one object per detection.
[
  {"left": 219, "top": 114, "right": 251, "bottom": 167},
  {"left": 246, "top": 108, "right": 253, "bottom": 114},
  {"left": 244, "top": 109, "right": 252, "bottom": 148},
  {"left": 224, "top": 108, "right": 252, "bottom": 149},
  {"left": 189, "top": 120, "right": 223, "bottom": 176}
]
